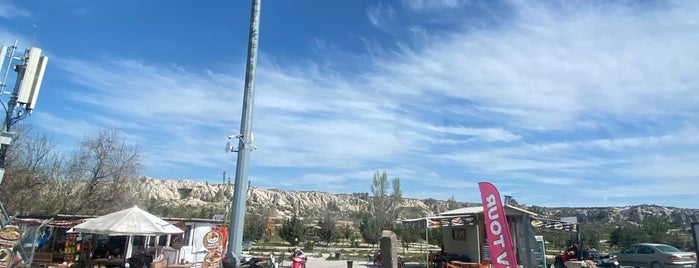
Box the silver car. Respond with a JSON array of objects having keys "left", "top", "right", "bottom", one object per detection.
[{"left": 616, "top": 243, "right": 696, "bottom": 268}]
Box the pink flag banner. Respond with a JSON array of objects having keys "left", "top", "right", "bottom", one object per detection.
[{"left": 479, "top": 182, "right": 518, "bottom": 268}]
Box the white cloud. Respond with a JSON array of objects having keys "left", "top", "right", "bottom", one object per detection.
[
  {"left": 57, "top": 58, "right": 242, "bottom": 123},
  {"left": 366, "top": 3, "right": 397, "bottom": 33},
  {"left": 528, "top": 176, "right": 577, "bottom": 186},
  {"left": 369, "top": 1, "right": 699, "bottom": 130},
  {"left": 614, "top": 154, "right": 699, "bottom": 180},
  {"left": 0, "top": 2, "right": 31, "bottom": 19},
  {"left": 20, "top": 0, "right": 699, "bottom": 208},
  {"left": 402, "top": 0, "right": 471, "bottom": 12}
]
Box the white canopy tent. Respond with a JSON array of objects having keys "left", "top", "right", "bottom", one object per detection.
[
  {"left": 72, "top": 206, "right": 183, "bottom": 236},
  {"left": 71, "top": 206, "right": 184, "bottom": 266}
]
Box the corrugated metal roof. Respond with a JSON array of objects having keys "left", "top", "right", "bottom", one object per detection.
[
  {"left": 439, "top": 204, "right": 537, "bottom": 216},
  {"left": 439, "top": 206, "right": 484, "bottom": 215}
]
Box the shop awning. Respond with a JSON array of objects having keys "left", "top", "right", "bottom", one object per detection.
[
  {"left": 402, "top": 214, "right": 479, "bottom": 230},
  {"left": 530, "top": 217, "right": 579, "bottom": 233},
  {"left": 11, "top": 217, "right": 88, "bottom": 228},
  {"left": 401, "top": 205, "right": 578, "bottom": 233}
]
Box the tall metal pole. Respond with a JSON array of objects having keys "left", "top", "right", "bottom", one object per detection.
[
  {"left": 425, "top": 219, "right": 429, "bottom": 267},
  {"left": 4, "top": 51, "right": 23, "bottom": 132},
  {"left": 0, "top": 41, "right": 20, "bottom": 169},
  {"left": 225, "top": 0, "right": 261, "bottom": 267}
]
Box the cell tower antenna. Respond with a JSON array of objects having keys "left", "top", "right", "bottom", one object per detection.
[
  {"left": 0, "top": 40, "right": 19, "bottom": 98},
  {"left": 0, "top": 41, "right": 49, "bottom": 182}
]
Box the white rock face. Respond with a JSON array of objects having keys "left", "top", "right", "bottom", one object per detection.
[
  {"left": 137, "top": 177, "right": 423, "bottom": 219},
  {"left": 135, "top": 177, "right": 699, "bottom": 224}
]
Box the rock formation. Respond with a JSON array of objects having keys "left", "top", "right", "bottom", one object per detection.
[{"left": 138, "top": 177, "right": 699, "bottom": 224}]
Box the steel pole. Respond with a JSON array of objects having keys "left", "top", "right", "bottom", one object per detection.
[
  {"left": 0, "top": 41, "right": 21, "bottom": 169},
  {"left": 225, "top": 0, "right": 261, "bottom": 267},
  {"left": 425, "top": 219, "right": 429, "bottom": 267}
]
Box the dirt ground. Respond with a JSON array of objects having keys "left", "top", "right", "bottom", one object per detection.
[{"left": 280, "top": 256, "right": 422, "bottom": 268}]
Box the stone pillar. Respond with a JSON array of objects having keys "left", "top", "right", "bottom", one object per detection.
[{"left": 380, "top": 230, "right": 398, "bottom": 268}]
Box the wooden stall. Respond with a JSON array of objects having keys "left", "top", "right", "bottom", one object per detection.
[{"left": 403, "top": 204, "right": 546, "bottom": 268}]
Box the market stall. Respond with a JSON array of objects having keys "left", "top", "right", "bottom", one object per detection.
[
  {"left": 403, "top": 204, "right": 548, "bottom": 268},
  {"left": 71, "top": 206, "right": 184, "bottom": 268}
]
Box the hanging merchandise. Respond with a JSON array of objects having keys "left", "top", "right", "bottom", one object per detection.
[
  {"left": 201, "top": 230, "right": 224, "bottom": 268},
  {"left": 64, "top": 233, "right": 82, "bottom": 262},
  {"left": 0, "top": 225, "right": 22, "bottom": 268}
]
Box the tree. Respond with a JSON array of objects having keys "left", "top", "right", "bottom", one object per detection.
[
  {"left": 65, "top": 128, "right": 144, "bottom": 214},
  {"left": 243, "top": 212, "right": 267, "bottom": 242},
  {"left": 348, "top": 229, "right": 362, "bottom": 248},
  {"left": 336, "top": 222, "right": 353, "bottom": 243},
  {"left": 359, "top": 216, "right": 382, "bottom": 245},
  {"left": 580, "top": 227, "right": 602, "bottom": 248},
  {"left": 0, "top": 124, "right": 63, "bottom": 215},
  {"left": 398, "top": 228, "right": 421, "bottom": 250},
  {"left": 642, "top": 217, "right": 669, "bottom": 244},
  {"left": 447, "top": 195, "right": 460, "bottom": 210},
  {"left": 609, "top": 224, "right": 646, "bottom": 247},
  {"left": 278, "top": 215, "right": 309, "bottom": 246},
  {"left": 428, "top": 228, "right": 443, "bottom": 246},
  {"left": 316, "top": 213, "right": 339, "bottom": 244},
  {"left": 389, "top": 176, "right": 403, "bottom": 225},
  {"left": 369, "top": 170, "right": 403, "bottom": 231},
  {"left": 243, "top": 185, "right": 276, "bottom": 242}
]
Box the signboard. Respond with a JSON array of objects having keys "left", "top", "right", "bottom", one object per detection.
[
  {"left": 0, "top": 226, "right": 21, "bottom": 248},
  {"left": 211, "top": 227, "right": 229, "bottom": 254},
  {"left": 171, "top": 236, "right": 184, "bottom": 250},
  {"left": 171, "top": 221, "right": 186, "bottom": 250},
  {"left": 0, "top": 248, "right": 14, "bottom": 268},
  {"left": 479, "top": 182, "right": 518, "bottom": 268},
  {"left": 203, "top": 230, "right": 223, "bottom": 251},
  {"left": 202, "top": 251, "right": 222, "bottom": 268},
  {"left": 0, "top": 225, "right": 21, "bottom": 268},
  {"left": 201, "top": 230, "right": 223, "bottom": 268}
]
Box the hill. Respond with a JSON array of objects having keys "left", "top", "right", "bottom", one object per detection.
[{"left": 138, "top": 177, "right": 699, "bottom": 225}]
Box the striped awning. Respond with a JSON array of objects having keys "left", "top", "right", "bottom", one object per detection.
[
  {"left": 530, "top": 217, "right": 579, "bottom": 232},
  {"left": 402, "top": 214, "right": 478, "bottom": 230},
  {"left": 403, "top": 215, "right": 579, "bottom": 233}
]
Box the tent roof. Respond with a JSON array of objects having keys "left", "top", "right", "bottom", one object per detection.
[
  {"left": 401, "top": 205, "right": 578, "bottom": 233},
  {"left": 439, "top": 204, "right": 537, "bottom": 216},
  {"left": 401, "top": 204, "right": 538, "bottom": 230},
  {"left": 71, "top": 206, "right": 183, "bottom": 236},
  {"left": 439, "top": 206, "right": 484, "bottom": 216}
]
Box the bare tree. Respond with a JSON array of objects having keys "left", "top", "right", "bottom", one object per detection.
[
  {"left": 65, "top": 128, "right": 144, "bottom": 214},
  {"left": 0, "top": 124, "right": 63, "bottom": 215}
]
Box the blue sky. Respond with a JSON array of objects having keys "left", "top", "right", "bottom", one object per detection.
[{"left": 1, "top": 0, "right": 698, "bottom": 209}]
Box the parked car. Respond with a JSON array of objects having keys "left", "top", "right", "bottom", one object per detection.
[{"left": 615, "top": 243, "right": 696, "bottom": 268}]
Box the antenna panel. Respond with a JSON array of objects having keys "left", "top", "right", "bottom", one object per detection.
[
  {"left": 0, "top": 46, "right": 7, "bottom": 74},
  {"left": 26, "top": 56, "right": 48, "bottom": 110},
  {"left": 17, "top": 47, "right": 42, "bottom": 104}
]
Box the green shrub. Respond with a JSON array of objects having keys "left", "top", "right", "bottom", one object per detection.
[{"left": 304, "top": 241, "right": 315, "bottom": 252}]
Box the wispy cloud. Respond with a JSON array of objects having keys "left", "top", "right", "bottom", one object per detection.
[
  {"left": 24, "top": 0, "right": 699, "bottom": 207},
  {"left": 57, "top": 58, "right": 242, "bottom": 122},
  {"left": 0, "top": 2, "right": 31, "bottom": 19},
  {"left": 402, "top": 0, "right": 471, "bottom": 12},
  {"left": 366, "top": 3, "right": 397, "bottom": 33}
]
